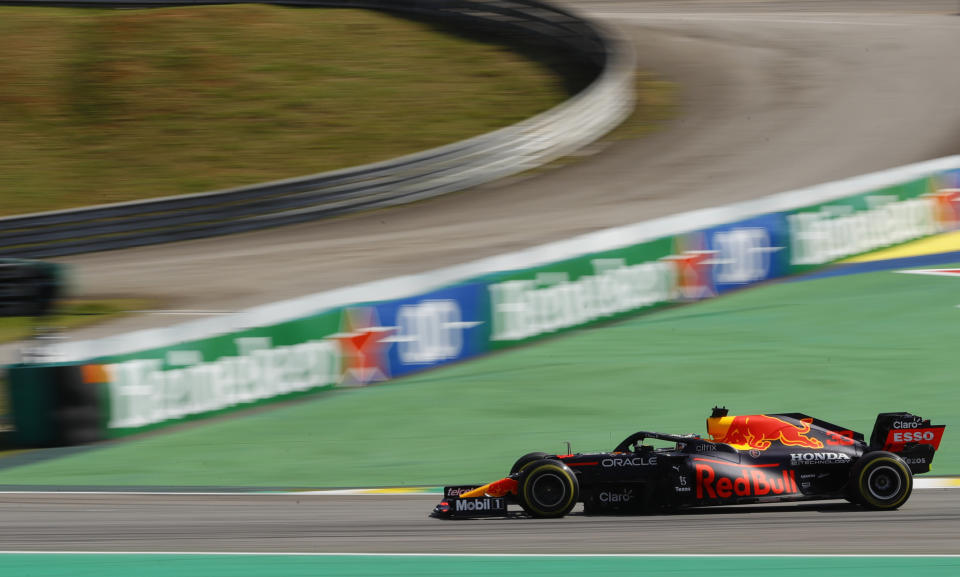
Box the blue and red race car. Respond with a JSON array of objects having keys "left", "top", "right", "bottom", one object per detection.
[{"left": 431, "top": 407, "right": 945, "bottom": 518}]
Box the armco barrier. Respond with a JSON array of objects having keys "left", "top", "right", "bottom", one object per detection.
[
  {"left": 6, "top": 156, "right": 959, "bottom": 446},
  {"left": 0, "top": 0, "right": 635, "bottom": 258}
]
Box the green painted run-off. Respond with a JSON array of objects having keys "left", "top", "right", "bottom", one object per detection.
[
  {"left": 1, "top": 554, "right": 959, "bottom": 577},
  {"left": 0, "top": 263, "right": 957, "bottom": 487}
]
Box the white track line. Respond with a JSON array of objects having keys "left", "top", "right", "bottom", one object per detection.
[
  {"left": 0, "top": 551, "right": 957, "bottom": 557},
  {"left": 0, "top": 476, "right": 954, "bottom": 496}
]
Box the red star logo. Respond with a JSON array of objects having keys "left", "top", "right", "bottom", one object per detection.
[
  {"left": 662, "top": 233, "right": 718, "bottom": 300},
  {"left": 331, "top": 307, "right": 395, "bottom": 385},
  {"left": 926, "top": 188, "right": 960, "bottom": 230}
]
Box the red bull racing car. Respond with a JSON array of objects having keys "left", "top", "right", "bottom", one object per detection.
[{"left": 431, "top": 408, "right": 945, "bottom": 519}]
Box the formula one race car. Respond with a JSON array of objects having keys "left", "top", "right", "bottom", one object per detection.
[{"left": 430, "top": 408, "right": 945, "bottom": 519}]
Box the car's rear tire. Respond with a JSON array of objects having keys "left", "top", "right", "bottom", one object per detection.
[
  {"left": 849, "top": 451, "right": 912, "bottom": 510},
  {"left": 517, "top": 459, "right": 579, "bottom": 518},
  {"left": 510, "top": 452, "right": 551, "bottom": 475}
]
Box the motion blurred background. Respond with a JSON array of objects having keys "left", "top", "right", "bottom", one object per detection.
[{"left": 0, "top": 0, "right": 959, "bottom": 572}]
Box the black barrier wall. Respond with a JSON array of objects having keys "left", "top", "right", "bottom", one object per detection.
[{"left": 8, "top": 364, "right": 104, "bottom": 447}]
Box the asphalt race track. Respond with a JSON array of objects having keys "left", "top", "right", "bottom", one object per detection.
[
  {"left": 6, "top": 0, "right": 960, "bottom": 556},
  {"left": 0, "top": 490, "right": 957, "bottom": 553}
]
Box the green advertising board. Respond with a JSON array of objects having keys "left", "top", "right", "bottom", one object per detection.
[
  {"left": 87, "top": 308, "right": 344, "bottom": 437},
  {"left": 785, "top": 176, "right": 953, "bottom": 272},
  {"left": 484, "top": 236, "right": 682, "bottom": 348}
]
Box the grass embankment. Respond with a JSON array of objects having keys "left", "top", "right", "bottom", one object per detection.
[
  {"left": 608, "top": 71, "right": 678, "bottom": 140},
  {"left": 0, "top": 265, "right": 954, "bottom": 486},
  {"left": 0, "top": 4, "right": 575, "bottom": 216}
]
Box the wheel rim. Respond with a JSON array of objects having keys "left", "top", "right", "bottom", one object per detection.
[
  {"left": 531, "top": 472, "right": 567, "bottom": 508},
  {"left": 866, "top": 465, "right": 902, "bottom": 501}
]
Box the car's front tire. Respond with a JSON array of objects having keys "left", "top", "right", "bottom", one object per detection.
[
  {"left": 509, "top": 452, "right": 551, "bottom": 475},
  {"left": 517, "top": 459, "right": 579, "bottom": 518},
  {"left": 848, "top": 451, "right": 912, "bottom": 510}
]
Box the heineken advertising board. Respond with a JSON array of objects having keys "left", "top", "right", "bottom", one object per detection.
[
  {"left": 484, "top": 211, "right": 798, "bottom": 347},
  {"left": 484, "top": 236, "right": 678, "bottom": 346},
  {"left": 7, "top": 161, "right": 960, "bottom": 443},
  {"left": 89, "top": 309, "right": 343, "bottom": 436},
  {"left": 84, "top": 283, "right": 490, "bottom": 437},
  {"left": 784, "top": 175, "right": 959, "bottom": 271},
  {"left": 480, "top": 172, "right": 960, "bottom": 350}
]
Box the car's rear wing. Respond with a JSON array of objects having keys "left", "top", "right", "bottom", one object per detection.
[{"left": 870, "top": 412, "right": 946, "bottom": 474}]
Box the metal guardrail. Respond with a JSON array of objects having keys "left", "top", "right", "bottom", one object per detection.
[{"left": 0, "top": 0, "right": 635, "bottom": 258}]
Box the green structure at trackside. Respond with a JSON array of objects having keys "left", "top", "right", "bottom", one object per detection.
[{"left": 0, "top": 262, "right": 955, "bottom": 487}]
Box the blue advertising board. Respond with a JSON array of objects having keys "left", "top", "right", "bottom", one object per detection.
[
  {"left": 702, "top": 213, "right": 790, "bottom": 294},
  {"left": 370, "top": 283, "right": 489, "bottom": 379}
]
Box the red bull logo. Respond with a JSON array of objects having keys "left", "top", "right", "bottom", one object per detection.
[
  {"left": 707, "top": 414, "right": 824, "bottom": 451},
  {"left": 695, "top": 462, "right": 799, "bottom": 499}
]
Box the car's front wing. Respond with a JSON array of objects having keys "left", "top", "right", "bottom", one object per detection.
[{"left": 429, "top": 485, "right": 512, "bottom": 519}]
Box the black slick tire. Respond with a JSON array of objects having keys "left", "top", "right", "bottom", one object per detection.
[
  {"left": 849, "top": 451, "right": 912, "bottom": 510},
  {"left": 517, "top": 459, "right": 579, "bottom": 518},
  {"left": 510, "top": 452, "right": 551, "bottom": 475}
]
